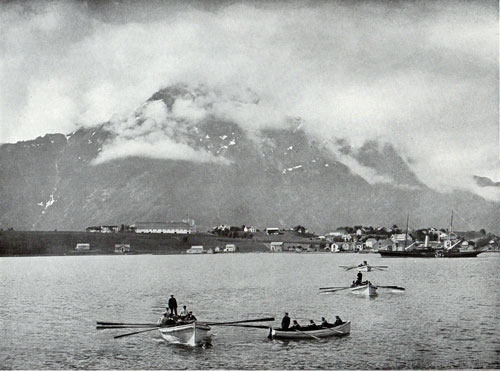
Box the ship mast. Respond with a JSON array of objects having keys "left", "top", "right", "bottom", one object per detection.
[{"left": 404, "top": 213, "right": 409, "bottom": 249}]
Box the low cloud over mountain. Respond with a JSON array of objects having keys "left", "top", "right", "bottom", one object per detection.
[{"left": 1, "top": 85, "right": 498, "bottom": 234}]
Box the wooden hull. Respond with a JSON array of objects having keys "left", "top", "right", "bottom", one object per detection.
[
  {"left": 350, "top": 282, "right": 377, "bottom": 297},
  {"left": 271, "top": 321, "right": 350, "bottom": 339},
  {"left": 357, "top": 265, "right": 372, "bottom": 272},
  {"left": 158, "top": 322, "right": 211, "bottom": 346},
  {"left": 379, "top": 250, "right": 483, "bottom": 258}
]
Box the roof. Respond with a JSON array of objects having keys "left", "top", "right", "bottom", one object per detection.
[{"left": 134, "top": 221, "right": 191, "bottom": 229}]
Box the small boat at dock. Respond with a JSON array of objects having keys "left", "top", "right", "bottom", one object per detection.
[
  {"left": 158, "top": 321, "right": 211, "bottom": 346},
  {"left": 270, "top": 321, "right": 351, "bottom": 340}
]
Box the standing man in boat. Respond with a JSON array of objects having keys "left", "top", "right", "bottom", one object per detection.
[
  {"left": 281, "top": 312, "right": 290, "bottom": 330},
  {"left": 168, "top": 294, "right": 178, "bottom": 316},
  {"left": 355, "top": 272, "right": 363, "bottom": 286}
]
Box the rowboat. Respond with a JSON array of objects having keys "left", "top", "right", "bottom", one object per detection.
[
  {"left": 158, "top": 321, "right": 211, "bottom": 346},
  {"left": 349, "top": 282, "right": 378, "bottom": 297},
  {"left": 270, "top": 321, "right": 351, "bottom": 340}
]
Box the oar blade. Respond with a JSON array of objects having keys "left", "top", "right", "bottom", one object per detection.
[{"left": 114, "top": 327, "right": 159, "bottom": 339}]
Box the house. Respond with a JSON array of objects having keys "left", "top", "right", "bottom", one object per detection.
[
  {"left": 243, "top": 226, "right": 256, "bottom": 233},
  {"left": 342, "top": 234, "right": 353, "bottom": 242},
  {"left": 270, "top": 242, "right": 283, "bottom": 252},
  {"left": 224, "top": 244, "right": 237, "bottom": 252},
  {"left": 75, "top": 243, "right": 90, "bottom": 251},
  {"left": 214, "top": 246, "right": 221, "bottom": 253},
  {"left": 390, "top": 233, "right": 413, "bottom": 244},
  {"left": 354, "top": 242, "right": 365, "bottom": 251},
  {"left": 133, "top": 220, "right": 196, "bottom": 234},
  {"left": 101, "top": 225, "right": 119, "bottom": 233},
  {"left": 114, "top": 244, "right": 131, "bottom": 253},
  {"left": 329, "top": 242, "right": 341, "bottom": 252},
  {"left": 186, "top": 246, "right": 204, "bottom": 254},
  {"left": 283, "top": 242, "right": 310, "bottom": 251},
  {"left": 364, "top": 238, "right": 379, "bottom": 249},
  {"left": 265, "top": 228, "right": 280, "bottom": 235}
]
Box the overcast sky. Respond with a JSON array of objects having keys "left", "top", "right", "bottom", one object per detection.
[{"left": 0, "top": 0, "right": 498, "bottom": 200}]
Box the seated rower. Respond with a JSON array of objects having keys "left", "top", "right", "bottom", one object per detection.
[
  {"left": 307, "top": 320, "right": 318, "bottom": 330},
  {"left": 179, "top": 305, "right": 189, "bottom": 319},
  {"left": 158, "top": 312, "right": 176, "bottom": 326},
  {"left": 333, "top": 315, "right": 344, "bottom": 326},
  {"left": 185, "top": 311, "right": 197, "bottom": 322},
  {"left": 321, "top": 317, "right": 331, "bottom": 328},
  {"left": 290, "top": 320, "right": 302, "bottom": 330}
]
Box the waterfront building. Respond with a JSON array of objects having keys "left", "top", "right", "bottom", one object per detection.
[
  {"left": 265, "top": 227, "right": 280, "bottom": 235},
  {"left": 224, "top": 244, "right": 237, "bottom": 252},
  {"left": 269, "top": 241, "right": 283, "bottom": 252},
  {"left": 186, "top": 245, "right": 204, "bottom": 254},
  {"left": 133, "top": 219, "right": 196, "bottom": 234},
  {"left": 75, "top": 243, "right": 90, "bottom": 251},
  {"left": 114, "top": 244, "right": 131, "bottom": 253}
]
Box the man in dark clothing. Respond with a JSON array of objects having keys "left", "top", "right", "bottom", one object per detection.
[
  {"left": 334, "top": 315, "right": 344, "bottom": 326},
  {"left": 168, "top": 294, "right": 178, "bottom": 316},
  {"left": 355, "top": 272, "right": 363, "bottom": 286},
  {"left": 281, "top": 312, "right": 290, "bottom": 330}
]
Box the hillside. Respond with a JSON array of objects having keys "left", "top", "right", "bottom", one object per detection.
[{"left": 0, "top": 85, "right": 498, "bottom": 234}]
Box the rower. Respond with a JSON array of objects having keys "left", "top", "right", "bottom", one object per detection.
[
  {"left": 158, "top": 311, "right": 176, "bottom": 326},
  {"left": 308, "top": 320, "right": 318, "bottom": 330},
  {"left": 185, "top": 311, "right": 197, "bottom": 322},
  {"left": 334, "top": 315, "right": 344, "bottom": 326},
  {"left": 281, "top": 312, "right": 291, "bottom": 330},
  {"left": 180, "top": 305, "right": 188, "bottom": 319},
  {"left": 290, "top": 320, "right": 302, "bottom": 330},
  {"left": 321, "top": 317, "right": 330, "bottom": 327}
]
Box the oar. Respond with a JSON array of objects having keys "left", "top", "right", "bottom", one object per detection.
[
  {"left": 97, "top": 322, "right": 158, "bottom": 326},
  {"left": 319, "top": 286, "right": 349, "bottom": 290},
  {"left": 319, "top": 287, "right": 351, "bottom": 293},
  {"left": 377, "top": 285, "right": 405, "bottom": 291},
  {"left": 294, "top": 328, "right": 321, "bottom": 340},
  {"left": 219, "top": 324, "right": 270, "bottom": 329},
  {"left": 114, "top": 327, "right": 159, "bottom": 339},
  {"left": 204, "top": 317, "right": 275, "bottom": 325},
  {"left": 97, "top": 325, "right": 158, "bottom": 330}
]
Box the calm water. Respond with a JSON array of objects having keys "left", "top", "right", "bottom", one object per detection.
[{"left": 0, "top": 253, "right": 499, "bottom": 369}]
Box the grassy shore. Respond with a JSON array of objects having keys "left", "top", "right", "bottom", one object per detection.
[{"left": 0, "top": 230, "right": 284, "bottom": 256}]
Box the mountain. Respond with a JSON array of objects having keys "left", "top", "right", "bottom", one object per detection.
[
  {"left": 1, "top": 85, "right": 498, "bottom": 233},
  {"left": 473, "top": 176, "right": 500, "bottom": 188}
]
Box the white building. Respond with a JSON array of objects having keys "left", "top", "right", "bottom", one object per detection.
[
  {"left": 224, "top": 244, "right": 237, "bottom": 252},
  {"left": 269, "top": 242, "right": 283, "bottom": 252},
  {"left": 186, "top": 246, "right": 204, "bottom": 254},
  {"left": 114, "top": 244, "right": 131, "bottom": 253},
  {"left": 134, "top": 220, "right": 196, "bottom": 234},
  {"left": 265, "top": 228, "right": 280, "bottom": 235},
  {"left": 75, "top": 243, "right": 90, "bottom": 251}
]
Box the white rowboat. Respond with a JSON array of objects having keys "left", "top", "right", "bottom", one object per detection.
[
  {"left": 158, "top": 321, "right": 211, "bottom": 346},
  {"left": 350, "top": 282, "right": 378, "bottom": 297},
  {"left": 270, "top": 321, "right": 351, "bottom": 340}
]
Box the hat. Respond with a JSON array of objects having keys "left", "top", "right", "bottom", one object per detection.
[{"left": 171, "top": 294, "right": 174, "bottom": 297}]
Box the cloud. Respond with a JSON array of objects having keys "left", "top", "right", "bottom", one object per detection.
[
  {"left": 0, "top": 0, "right": 498, "bottom": 200},
  {"left": 93, "top": 100, "right": 227, "bottom": 165}
]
